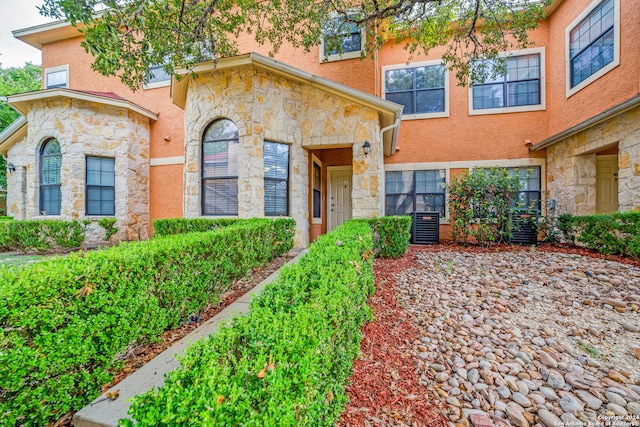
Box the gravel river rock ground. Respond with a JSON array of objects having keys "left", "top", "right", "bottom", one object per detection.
[{"left": 395, "top": 249, "right": 640, "bottom": 427}]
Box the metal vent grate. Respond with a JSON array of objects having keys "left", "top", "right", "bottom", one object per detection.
[
  {"left": 510, "top": 211, "right": 538, "bottom": 245},
  {"left": 412, "top": 211, "right": 440, "bottom": 245}
]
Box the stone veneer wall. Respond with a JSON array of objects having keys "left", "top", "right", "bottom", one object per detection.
[
  {"left": 546, "top": 104, "right": 640, "bottom": 214},
  {"left": 183, "top": 65, "right": 383, "bottom": 247},
  {"left": 6, "top": 97, "right": 151, "bottom": 242}
]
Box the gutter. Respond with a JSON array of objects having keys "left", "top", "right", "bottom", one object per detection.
[{"left": 530, "top": 93, "right": 640, "bottom": 151}]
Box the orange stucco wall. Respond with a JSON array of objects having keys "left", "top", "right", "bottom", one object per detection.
[
  {"left": 33, "top": 0, "right": 639, "bottom": 239},
  {"left": 545, "top": 0, "right": 640, "bottom": 137}
]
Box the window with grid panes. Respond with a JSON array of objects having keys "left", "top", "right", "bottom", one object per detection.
[
  {"left": 322, "top": 14, "right": 363, "bottom": 58},
  {"left": 385, "top": 65, "right": 445, "bottom": 115},
  {"left": 86, "top": 157, "right": 115, "bottom": 216},
  {"left": 313, "top": 162, "right": 322, "bottom": 219},
  {"left": 39, "top": 139, "right": 62, "bottom": 215},
  {"left": 263, "top": 141, "right": 289, "bottom": 216},
  {"left": 569, "top": 0, "right": 615, "bottom": 88},
  {"left": 385, "top": 170, "right": 446, "bottom": 217},
  {"left": 202, "top": 119, "right": 239, "bottom": 215},
  {"left": 472, "top": 54, "right": 541, "bottom": 110},
  {"left": 507, "top": 167, "right": 542, "bottom": 212}
]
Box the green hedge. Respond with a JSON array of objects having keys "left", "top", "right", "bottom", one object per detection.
[
  {"left": 367, "top": 216, "right": 412, "bottom": 258},
  {"left": 0, "top": 218, "right": 295, "bottom": 427},
  {"left": 124, "top": 220, "right": 374, "bottom": 427},
  {"left": 552, "top": 211, "right": 640, "bottom": 259},
  {"left": 0, "top": 219, "right": 87, "bottom": 252},
  {"left": 153, "top": 218, "right": 240, "bottom": 237}
]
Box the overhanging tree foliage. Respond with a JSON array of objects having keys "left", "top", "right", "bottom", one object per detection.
[
  {"left": 0, "top": 62, "right": 42, "bottom": 206},
  {"left": 39, "top": 0, "right": 551, "bottom": 90}
]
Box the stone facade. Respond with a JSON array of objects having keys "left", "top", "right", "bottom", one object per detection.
[
  {"left": 6, "top": 97, "right": 151, "bottom": 242},
  {"left": 183, "top": 65, "right": 383, "bottom": 247},
  {"left": 546, "top": 104, "right": 640, "bottom": 214}
]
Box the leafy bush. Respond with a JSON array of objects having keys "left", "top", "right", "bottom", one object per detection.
[
  {"left": 0, "top": 218, "right": 294, "bottom": 426},
  {"left": 449, "top": 167, "right": 531, "bottom": 246},
  {"left": 153, "top": 217, "right": 239, "bottom": 237},
  {"left": 0, "top": 219, "right": 88, "bottom": 252},
  {"left": 97, "top": 217, "right": 119, "bottom": 241},
  {"left": 124, "top": 220, "right": 374, "bottom": 427},
  {"left": 367, "top": 216, "right": 412, "bottom": 257},
  {"left": 547, "top": 211, "right": 640, "bottom": 259}
]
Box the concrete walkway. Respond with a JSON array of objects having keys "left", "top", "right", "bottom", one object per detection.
[{"left": 73, "top": 249, "right": 306, "bottom": 427}]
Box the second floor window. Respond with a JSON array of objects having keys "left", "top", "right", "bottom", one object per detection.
[
  {"left": 384, "top": 64, "right": 446, "bottom": 117},
  {"left": 472, "top": 53, "right": 541, "bottom": 111},
  {"left": 320, "top": 14, "right": 364, "bottom": 61},
  {"left": 145, "top": 64, "right": 171, "bottom": 86},
  {"left": 45, "top": 66, "right": 68, "bottom": 89},
  {"left": 569, "top": 0, "right": 615, "bottom": 89}
]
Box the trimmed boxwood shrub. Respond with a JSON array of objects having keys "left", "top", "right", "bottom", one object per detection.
[
  {"left": 153, "top": 217, "right": 240, "bottom": 237},
  {"left": 0, "top": 219, "right": 87, "bottom": 252},
  {"left": 123, "top": 220, "right": 375, "bottom": 427},
  {"left": 367, "top": 216, "right": 412, "bottom": 258},
  {"left": 550, "top": 211, "right": 640, "bottom": 259},
  {"left": 0, "top": 218, "right": 294, "bottom": 427}
]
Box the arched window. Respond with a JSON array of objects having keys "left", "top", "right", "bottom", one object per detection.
[
  {"left": 202, "top": 119, "right": 239, "bottom": 215},
  {"left": 39, "top": 138, "right": 62, "bottom": 215}
]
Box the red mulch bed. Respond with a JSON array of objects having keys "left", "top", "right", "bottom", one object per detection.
[
  {"left": 338, "top": 249, "right": 448, "bottom": 427},
  {"left": 338, "top": 240, "right": 639, "bottom": 427}
]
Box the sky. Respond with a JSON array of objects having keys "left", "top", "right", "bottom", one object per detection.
[{"left": 0, "top": 0, "right": 55, "bottom": 68}]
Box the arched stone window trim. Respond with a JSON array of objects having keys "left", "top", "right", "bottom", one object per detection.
[
  {"left": 39, "top": 138, "right": 62, "bottom": 216},
  {"left": 201, "top": 118, "right": 239, "bottom": 215}
]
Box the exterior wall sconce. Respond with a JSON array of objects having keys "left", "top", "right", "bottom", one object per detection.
[
  {"left": 6, "top": 162, "right": 16, "bottom": 174},
  {"left": 362, "top": 141, "right": 370, "bottom": 156}
]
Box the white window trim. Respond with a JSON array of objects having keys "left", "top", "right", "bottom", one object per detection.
[
  {"left": 382, "top": 59, "right": 450, "bottom": 120},
  {"left": 319, "top": 12, "right": 365, "bottom": 63},
  {"left": 311, "top": 154, "right": 322, "bottom": 225},
  {"left": 468, "top": 47, "right": 546, "bottom": 116},
  {"left": 44, "top": 64, "right": 69, "bottom": 89},
  {"left": 565, "top": 0, "right": 620, "bottom": 98}
]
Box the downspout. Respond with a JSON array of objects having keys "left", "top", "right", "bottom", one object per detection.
[{"left": 378, "top": 117, "right": 401, "bottom": 216}]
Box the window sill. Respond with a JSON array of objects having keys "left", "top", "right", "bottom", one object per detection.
[
  {"left": 401, "top": 111, "right": 449, "bottom": 120},
  {"left": 143, "top": 80, "right": 171, "bottom": 90},
  {"left": 469, "top": 104, "right": 545, "bottom": 116},
  {"left": 320, "top": 50, "right": 363, "bottom": 63}
]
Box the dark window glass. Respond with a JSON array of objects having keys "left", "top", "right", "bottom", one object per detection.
[
  {"left": 385, "top": 65, "right": 446, "bottom": 115},
  {"left": 385, "top": 170, "right": 446, "bottom": 217},
  {"left": 313, "top": 162, "right": 322, "bottom": 219},
  {"left": 86, "top": 156, "right": 115, "bottom": 216},
  {"left": 323, "top": 16, "right": 362, "bottom": 55},
  {"left": 202, "top": 119, "right": 239, "bottom": 215},
  {"left": 39, "top": 138, "right": 62, "bottom": 215},
  {"left": 146, "top": 64, "right": 171, "bottom": 84},
  {"left": 264, "top": 141, "right": 289, "bottom": 216},
  {"left": 507, "top": 166, "right": 542, "bottom": 212},
  {"left": 472, "top": 54, "right": 541, "bottom": 110},
  {"left": 569, "top": 0, "right": 615, "bottom": 88}
]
